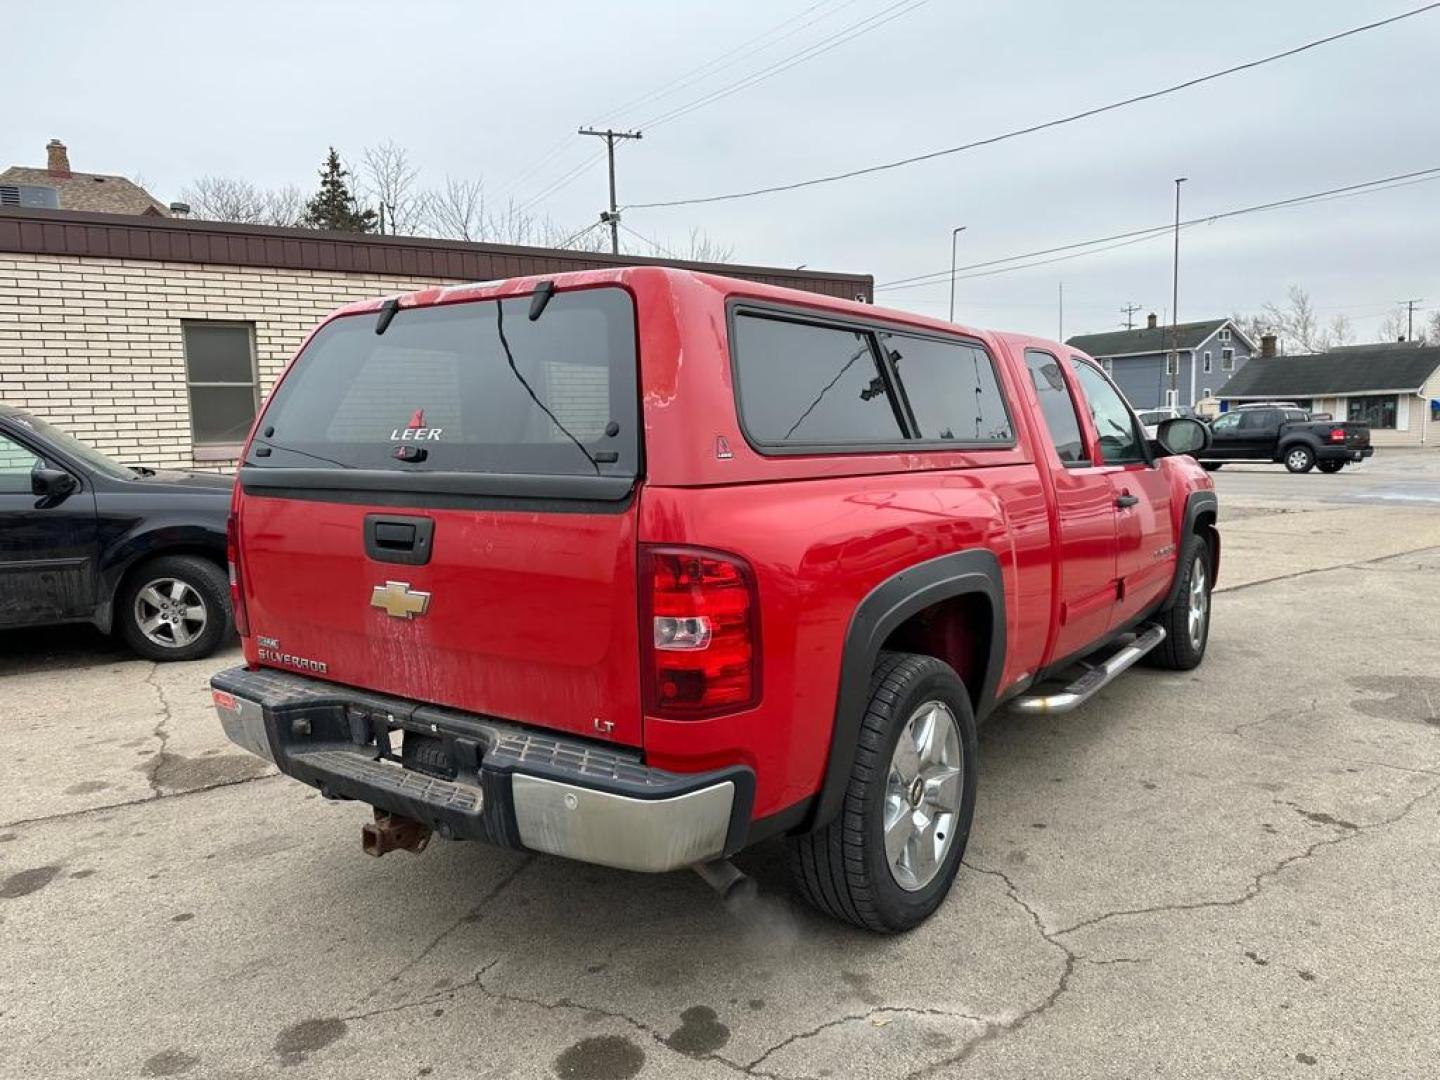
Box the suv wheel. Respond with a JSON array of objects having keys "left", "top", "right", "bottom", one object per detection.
[
  {"left": 117, "top": 555, "right": 231, "bottom": 662},
  {"left": 1317, "top": 460, "right": 1345, "bottom": 474},
  {"left": 1143, "top": 533, "right": 1212, "bottom": 671},
  {"left": 785, "top": 652, "right": 977, "bottom": 933},
  {"left": 1284, "top": 445, "right": 1315, "bottom": 473}
]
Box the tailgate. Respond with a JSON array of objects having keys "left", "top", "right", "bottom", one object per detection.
[
  {"left": 234, "top": 283, "right": 644, "bottom": 745},
  {"left": 237, "top": 491, "right": 643, "bottom": 745}
]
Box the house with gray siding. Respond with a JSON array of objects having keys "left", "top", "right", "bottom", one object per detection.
[{"left": 1067, "top": 313, "right": 1255, "bottom": 410}]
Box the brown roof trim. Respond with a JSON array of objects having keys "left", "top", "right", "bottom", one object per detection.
[{"left": 0, "top": 207, "right": 872, "bottom": 300}]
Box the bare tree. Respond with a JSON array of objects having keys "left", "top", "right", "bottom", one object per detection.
[
  {"left": 614, "top": 225, "right": 735, "bottom": 263},
  {"left": 1327, "top": 312, "right": 1354, "bottom": 347},
  {"left": 425, "top": 175, "right": 485, "bottom": 241},
  {"left": 1378, "top": 306, "right": 1432, "bottom": 344},
  {"left": 359, "top": 141, "right": 426, "bottom": 236},
  {"left": 181, "top": 176, "right": 305, "bottom": 227}
]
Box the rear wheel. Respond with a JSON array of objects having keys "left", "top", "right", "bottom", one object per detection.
[
  {"left": 1284, "top": 445, "right": 1315, "bottom": 473},
  {"left": 1317, "top": 460, "right": 1345, "bottom": 474},
  {"left": 1144, "top": 533, "right": 1212, "bottom": 671},
  {"left": 785, "top": 652, "right": 977, "bottom": 933},
  {"left": 1201, "top": 462, "right": 1223, "bottom": 471},
  {"left": 117, "top": 555, "right": 231, "bottom": 661}
]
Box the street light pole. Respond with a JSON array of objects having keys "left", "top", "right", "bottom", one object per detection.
[
  {"left": 1170, "top": 177, "right": 1187, "bottom": 408},
  {"left": 949, "top": 226, "right": 966, "bottom": 323}
]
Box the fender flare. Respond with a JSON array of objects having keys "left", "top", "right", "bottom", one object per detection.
[
  {"left": 1162, "top": 490, "right": 1219, "bottom": 610},
  {"left": 808, "top": 549, "right": 1006, "bottom": 832},
  {"left": 1274, "top": 433, "right": 1319, "bottom": 463}
]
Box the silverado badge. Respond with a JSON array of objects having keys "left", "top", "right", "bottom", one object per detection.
[{"left": 370, "top": 581, "right": 431, "bottom": 619}]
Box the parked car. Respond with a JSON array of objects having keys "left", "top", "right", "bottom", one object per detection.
[
  {"left": 211, "top": 268, "right": 1218, "bottom": 932},
  {"left": 1201, "top": 406, "right": 1372, "bottom": 473},
  {"left": 0, "top": 406, "right": 233, "bottom": 659}
]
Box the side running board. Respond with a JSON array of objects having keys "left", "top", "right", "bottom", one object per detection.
[{"left": 1011, "top": 624, "right": 1167, "bottom": 715}]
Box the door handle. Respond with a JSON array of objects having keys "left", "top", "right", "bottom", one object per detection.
[
  {"left": 1115, "top": 494, "right": 1139, "bottom": 509},
  {"left": 364, "top": 514, "right": 434, "bottom": 566}
]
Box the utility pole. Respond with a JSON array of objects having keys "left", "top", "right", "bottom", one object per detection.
[
  {"left": 948, "top": 226, "right": 966, "bottom": 323},
  {"left": 1170, "top": 177, "right": 1187, "bottom": 407},
  {"left": 1120, "top": 302, "right": 1142, "bottom": 330},
  {"left": 1398, "top": 298, "right": 1423, "bottom": 341},
  {"left": 579, "top": 127, "right": 643, "bottom": 255}
]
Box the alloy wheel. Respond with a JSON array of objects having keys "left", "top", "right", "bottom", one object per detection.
[
  {"left": 133, "top": 577, "right": 208, "bottom": 649},
  {"left": 883, "top": 700, "right": 964, "bottom": 891},
  {"left": 1187, "top": 555, "right": 1209, "bottom": 651}
]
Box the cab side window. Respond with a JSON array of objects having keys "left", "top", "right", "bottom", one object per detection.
[
  {"left": 1211, "top": 413, "right": 1240, "bottom": 433},
  {"left": 0, "top": 432, "right": 42, "bottom": 494},
  {"left": 1072, "top": 362, "right": 1145, "bottom": 464},
  {"left": 1023, "top": 350, "right": 1088, "bottom": 465},
  {"left": 1238, "top": 409, "right": 1274, "bottom": 430}
]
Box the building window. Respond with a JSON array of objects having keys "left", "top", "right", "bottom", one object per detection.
[
  {"left": 1101, "top": 358, "right": 1113, "bottom": 375},
  {"left": 1221, "top": 348, "right": 1235, "bottom": 371},
  {"left": 1165, "top": 353, "right": 1179, "bottom": 375},
  {"left": 1220, "top": 328, "right": 1231, "bottom": 343},
  {"left": 182, "top": 322, "right": 259, "bottom": 448},
  {"left": 1164, "top": 388, "right": 1179, "bottom": 407},
  {"left": 1202, "top": 351, "right": 1212, "bottom": 374},
  {"left": 1201, "top": 387, "right": 1212, "bottom": 399},
  {"left": 1347, "top": 394, "right": 1398, "bottom": 430}
]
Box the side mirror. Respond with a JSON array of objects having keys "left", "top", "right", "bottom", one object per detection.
[
  {"left": 1155, "top": 417, "right": 1210, "bottom": 457},
  {"left": 31, "top": 466, "right": 78, "bottom": 499}
]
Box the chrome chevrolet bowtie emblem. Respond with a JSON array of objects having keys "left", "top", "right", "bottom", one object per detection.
[{"left": 369, "top": 581, "right": 431, "bottom": 619}]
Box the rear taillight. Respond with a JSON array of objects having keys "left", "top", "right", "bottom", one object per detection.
[
  {"left": 226, "top": 513, "right": 250, "bottom": 638},
  {"left": 642, "top": 546, "right": 760, "bottom": 719},
  {"left": 1329, "top": 428, "right": 1346, "bottom": 443}
]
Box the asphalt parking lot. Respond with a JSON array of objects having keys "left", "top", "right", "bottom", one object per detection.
[{"left": 3, "top": 453, "right": 1438, "bottom": 1080}]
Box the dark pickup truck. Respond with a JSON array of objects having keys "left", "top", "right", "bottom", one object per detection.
[
  {"left": 1201, "top": 406, "right": 1372, "bottom": 473},
  {"left": 0, "top": 405, "right": 234, "bottom": 659}
]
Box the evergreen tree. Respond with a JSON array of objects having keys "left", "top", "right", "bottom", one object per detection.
[{"left": 301, "top": 148, "right": 377, "bottom": 233}]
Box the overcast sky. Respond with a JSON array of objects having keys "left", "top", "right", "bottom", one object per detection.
[{"left": 8, "top": 0, "right": 1439, "bottom": 341}]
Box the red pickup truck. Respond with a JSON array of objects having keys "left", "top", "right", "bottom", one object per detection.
[{"left": 212, "top": 267, "right": 1218, "bottom": 932}]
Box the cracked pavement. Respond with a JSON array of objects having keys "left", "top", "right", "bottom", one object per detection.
[{"left": 2, "top": 454, "right": 1439, "bottom": 1079}]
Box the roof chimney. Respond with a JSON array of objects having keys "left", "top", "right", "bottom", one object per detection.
[
  {"left": 46, "top": 139, "right": 72, "bottom": 178},
  {"left": 1146, "top": 312, "right": 1157, "bottom": 330},
  {"left": 1261, "top": 333, "right": 1277, "bottom": 358}
]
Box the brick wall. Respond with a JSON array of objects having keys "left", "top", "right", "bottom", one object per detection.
[{"left": 0, "top": 253, "right": 452, "bottom": 469}]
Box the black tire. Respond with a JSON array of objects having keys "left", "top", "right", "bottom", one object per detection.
[
  {"left": 1282, "top": 444, "right": 1315, "bottom": 473},
  {"left": 1201, "top": 462, "right": 1223, "bottom": 471},
  {"left": 785, "top": 652, "right": 978, "bottom": 933},
  {"left": 1143, "top": 533, "right": 1212, "bottom": 671},
  {"left": 116, "top": 554, "right": 232, "bottom": 662},
  {"left": 1317, "top": 460, "right": 1345, "bottom": 474}
]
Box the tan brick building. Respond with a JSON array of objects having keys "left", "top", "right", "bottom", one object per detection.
[{"left": 0, "top": 209, "right": 871, "bottom": 470}]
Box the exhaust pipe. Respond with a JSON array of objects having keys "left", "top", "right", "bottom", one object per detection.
[
  {"left": 361, "top": 810, "right": 432, "bottom": 857},
  {"left": 692, "top": 859, "right": 757, "bottom": 904}
]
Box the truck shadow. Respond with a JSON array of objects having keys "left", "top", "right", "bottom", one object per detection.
[{"left": 0, "top": 624, "right": 131, "bottom": 676}]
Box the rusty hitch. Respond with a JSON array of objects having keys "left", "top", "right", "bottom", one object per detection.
[{"left": 361, "top": 809, "right": 432, "bottom": 857}]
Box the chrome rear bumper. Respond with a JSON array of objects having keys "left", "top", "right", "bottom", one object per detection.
[{"left": 210, "top": 666, "right": 748, "bottom": 873}]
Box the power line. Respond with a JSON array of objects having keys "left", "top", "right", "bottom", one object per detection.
[
  {"left": 617, "top": 222, "right": 679, "bottom": 258},
  {"left": 502, "top": 0, "right": 866, "bottom": 213},
  {"left": 874, "top": 166, "right": 1440, "bottom": 292},
  {"left": 636, "top": 0, "right": 930, "bottom": 130},
  {"left": 630, "top": 3, "right": 1440, "bottom": 209},
  {"left": 596, "top": 0, "right": 858, "bottom": 124}
]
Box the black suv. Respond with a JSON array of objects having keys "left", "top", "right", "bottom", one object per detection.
[{"left": 0, "top": 406, "right": 234, "bottom": 660}]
